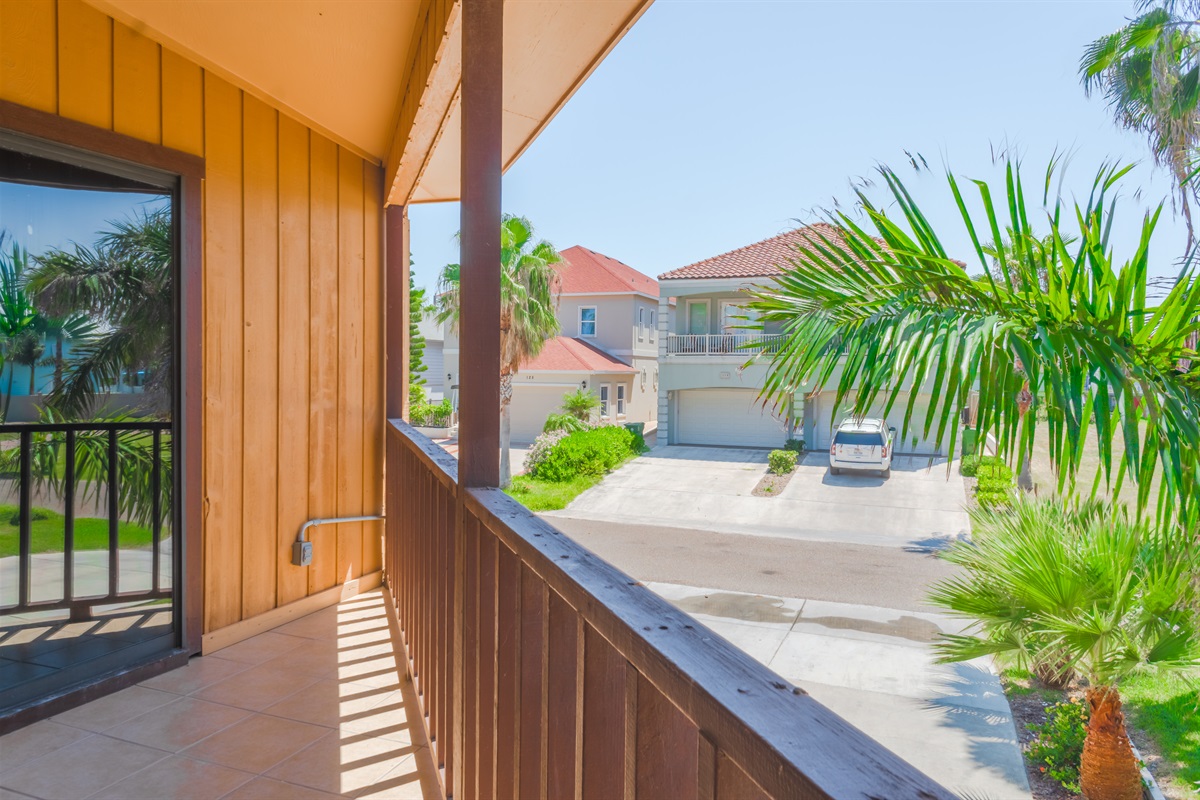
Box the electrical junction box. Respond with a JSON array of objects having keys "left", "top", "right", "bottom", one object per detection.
[{"left": 292, "top": 541, "right": 313, "bottom": 566}]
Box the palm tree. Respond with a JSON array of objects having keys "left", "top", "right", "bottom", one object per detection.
[
  {"left": 37, "top": 313, "right": 97, "bottom": 393},
  {"left": 0, "top": 237, "right": 39, "bottom": 420},
  {"left": 747, "top": 158, "right": 1200, "bottom": 525},
  {"left": 436, "top": 215, "right": 562, "bottom": 487},
  {"left": 26, "top": 205, "right": 173, "bottom": 417},
  {"left": 561, "top": 387, "right": 600, "bottom": 422},
  {"left": 929, "top": 499, "right": 1200, "bottom": 800},
  {"left": 7, "top": 330, "right": 44, "bottom": 397},
  {"left": 1081, "top": 1, "right": 1200, "bottom": 248}
]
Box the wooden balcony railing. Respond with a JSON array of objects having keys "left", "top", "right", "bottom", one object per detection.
[
  {"left": 0, "top": 420, "right": 173, "bottom": 620},
  {"left": 666, "top": 333, "right": 785, "bottom": 356},
  {"left": 384, "top": 420, "right": 953, "bottom": 799}
]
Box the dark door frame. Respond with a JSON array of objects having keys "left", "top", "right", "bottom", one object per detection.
[{"left": 0, "top": 99, "right": 204, "bottom": 728}]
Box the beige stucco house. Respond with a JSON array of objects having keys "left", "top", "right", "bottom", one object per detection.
[
  {"left": 657, "top": 225, "right": 945, "bottom": 453},
  {"left": 445, "top": 245, "right": 660, "bottom": 442}
]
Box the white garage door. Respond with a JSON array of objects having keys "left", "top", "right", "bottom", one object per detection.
[
  {"left": 676, "top": 389, "right": 787, "bottom": 448},
  {"left": 809, "top": 391, "right": 943, "bottom": 455},
  {"left": 510, "top": 385, "right": 573, "bottom": 443}
]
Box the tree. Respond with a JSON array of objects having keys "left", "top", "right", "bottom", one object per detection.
[
  {"left": 436, "top": 215, "right": 562, "bottom": 488},
  {"left": 747, "top": 158, "right": 1200, "bottom": 525},
  {"left": 561, "top": 387, "right": 600, "bottom": 422},
  {"left": 1081, "top": 1, "right": 1200, "bottom": 248},
  {"left": 27, "top": 206, "right": 173, "bottom": 417},
  {"left": 0, "top": 238, "right": 40, "bottom": 420},
  {"left": 410, "top": 268, "right": 428, "bottom": 392},
  {"left": 8, "top": 330, "right": 43, "bottom": 397},
  {"left": 929, "top": 499, "right": 1200, "bottom": 800}
]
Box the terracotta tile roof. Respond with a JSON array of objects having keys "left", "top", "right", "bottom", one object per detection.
[
  {"left": 521, "top": 336, "right": 636, "bottom": 373},
  {"left": 556, "top": 245, "right": 659, "bottom": 296},
  {"left": 658, "top": 223, "right": 863, "bottom": 280}
]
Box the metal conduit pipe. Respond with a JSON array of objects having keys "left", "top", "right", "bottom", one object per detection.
[{"left": 291, "top": 515, "right": 385, "bottom": 566}]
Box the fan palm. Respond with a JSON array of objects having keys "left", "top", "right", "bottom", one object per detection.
[
  {"left": 1081, "top": 1, "right": 1200, "bottom": 248},
  {"left": 26, "top": 205, "right": 173, "bottom": 417},
  {"left": 561, "top": 387, "right": 601, "bottom": 422},
  {"left": 929, "top": 499, "right": 1200, "bottom": 800},
  {"left": 746, "top": 157, "right": 1200, "bottom": 526},
  {"left": 436, "top": 214, "right": 562, "bottom": 487}
]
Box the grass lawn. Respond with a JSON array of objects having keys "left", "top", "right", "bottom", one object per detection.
[
  {"left": 0, "top": 504, "right": 154, "bottom": 558},
  {"left": 1122, "top": 669, "right": 1200, "bottom": 799},
  {"left": 505, "top": 473, "right": 605, "bottom": 512},
  {"left": 1025, "top": 420, "right": 1163, "bottom": 509}
]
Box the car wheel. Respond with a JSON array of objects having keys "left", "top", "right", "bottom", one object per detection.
[
  {"left": 831, "top": 467, "right": 840, "bottom": 475},
  {"left": 883, "top": 467, "right": 891, "bottom": 479}
]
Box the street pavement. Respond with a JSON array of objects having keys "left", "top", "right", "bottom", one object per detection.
[{"left": 646, "top": 582, "right": 1030, "bottom": 799}]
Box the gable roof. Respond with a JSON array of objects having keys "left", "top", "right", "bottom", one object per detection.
[
  {"left": 521, "top": 336, "right": 637, "bottom": 373},
  {"left": 658, "top": 223, "right": 857, "bottom": 281},
  {"left": 557, "top": 246, "right": 659, "bottom": 297}
]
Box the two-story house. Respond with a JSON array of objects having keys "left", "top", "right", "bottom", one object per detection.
[
  {"left": 445, "top": 245, "right": 660, "bottom": 442},
  {"left": 656, "top": 225, "right": 944, "bottom": 454}
]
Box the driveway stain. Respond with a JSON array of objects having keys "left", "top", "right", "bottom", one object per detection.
[
  {"left": 799, "top": 614, "right": 942, "bottom": 643},
  {"left": 672, "top": 592, "right": 799, "bottom": 625}
]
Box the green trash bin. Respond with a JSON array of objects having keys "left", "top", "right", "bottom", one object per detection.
[
  {"left": 961, "top": 428, "right": 978, "bottom": 457},
  {"left": 623, "top": 422, "right": 645, "bottom": 438}
]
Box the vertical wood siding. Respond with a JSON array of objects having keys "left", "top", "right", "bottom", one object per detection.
[{"left": 0, "top": 0, "right": 386, "bottom": 634}]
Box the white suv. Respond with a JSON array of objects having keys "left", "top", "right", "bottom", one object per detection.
[{"left": 829, "top": 418, "right": 895, "bottom": 478}]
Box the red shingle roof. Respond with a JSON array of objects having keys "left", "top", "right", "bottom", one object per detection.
[
  {"left": 521, "top": 336, "right": 636, "bottom": 373},
  {"left": 658, "top": 223, "right": 856, "bottom": 281},
  {"left": 557, "top": 246, "right": 658, "bottom": 296}
]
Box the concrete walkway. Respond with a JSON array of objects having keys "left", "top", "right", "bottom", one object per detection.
[
  {"left": 546, "top": 446, "right": 971, "bottom": 549},
  {"left": 649, "top": 582, "right": 1031, "bottom": 799}
]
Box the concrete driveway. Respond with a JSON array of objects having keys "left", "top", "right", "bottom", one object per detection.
[{"left": 545, "top": 446, "right": 971, "bottom": 549}]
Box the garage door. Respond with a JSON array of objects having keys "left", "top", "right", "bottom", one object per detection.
[
  {"left": 676, "top": 389, "right": 787, "bottom": 448},
  {"left": 510, "top": 385, "right": 574, "bottom": 443},
  {"left": 808, "top": 391, "right": 943, "bottom": 455}
]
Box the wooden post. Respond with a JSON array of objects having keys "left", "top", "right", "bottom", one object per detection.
[
  {"left": 386, "top": 205, "right": 410, "bottom": 420},
  {"left": 458, "top": 0, "right": 502, "bottom": 489},
  {"left": 456, "top": 2, "right": 504, "bottom": 797}
]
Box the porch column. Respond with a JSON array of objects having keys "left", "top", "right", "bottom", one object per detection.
[
  {"left": 458, "top": 0, "right": 503, "bottom": 488},
  {"left": 386, "top": 205, "right": 410, "bottom": 420}
]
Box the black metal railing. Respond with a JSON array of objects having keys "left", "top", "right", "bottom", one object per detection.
[{"left": 0, "top": 420, "right": 173, "bottom": 620}]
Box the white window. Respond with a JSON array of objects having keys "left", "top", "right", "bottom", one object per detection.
[
  {"left": 579, "top": 306, "right": 597, "bottom": 337},
  {"left": 722, "top": 301, "right": 758, "bottom": 333},
  {"left": 638, "top": 307, "right": 646, "bottom": 340},
  {"left": 617, "top": 385, "right": 626, "bottom": 416},
  {"left": 599, "top": 384, "right": 610, "bottom": 417}
]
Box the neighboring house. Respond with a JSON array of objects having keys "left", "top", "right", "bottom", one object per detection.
[
  {"left": 417, "top": 313, "right": 445, "bottom": 401},
  {"left": 445, "top": 245, "right": 661, "bottom": 442},
  {"left": 657, "top": 224, "right": 944, "bottom": 454}
]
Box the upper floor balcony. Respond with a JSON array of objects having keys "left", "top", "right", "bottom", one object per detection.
[{"left": 666, "top": 332, "right": 785, "bottom": 356}]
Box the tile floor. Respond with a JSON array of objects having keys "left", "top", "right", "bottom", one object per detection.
[{"left": 0, "top": 590, "right": 441, "bottom": 800}]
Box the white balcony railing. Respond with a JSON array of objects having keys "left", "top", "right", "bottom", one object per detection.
[{"left": 666, "top": 332, "right": 785, "bottom": 356}]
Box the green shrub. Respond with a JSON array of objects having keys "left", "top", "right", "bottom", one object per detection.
[
  {"left": 532, "top": 426, "right": 638, "bottom": 482},
  {"left": 6, "top": 508, "right": 49, "bottom": 526},
  {"left": 768, "top": 449, "right": 798, "bottom": 475},
  {"left": 784, "top": 438, "right": 805, "bottom": 454},
  {"left": 1026, "top": 700, "right": 1089, "bottom": 793},
  {"left": 960, "top": 454, "right": 1006, "bottom": 477},
  {"left": 411, "top": 398, "right": 453, "bottom": 427}
]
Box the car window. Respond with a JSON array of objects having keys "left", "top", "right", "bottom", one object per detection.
[{"left": 834, "top": 431, "right": 884, "bottom": 447}]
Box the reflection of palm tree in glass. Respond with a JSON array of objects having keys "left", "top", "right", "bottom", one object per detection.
[
  {"left": 0, "top": 237, "right": 42, "bottom": 420},
  {"left": 28, "top": 206, "right": 173, "bottom": 417}
]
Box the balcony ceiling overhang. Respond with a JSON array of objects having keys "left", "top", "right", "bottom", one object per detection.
[{"left": 85, "top": 0, "right": 652, "bottom": 205}]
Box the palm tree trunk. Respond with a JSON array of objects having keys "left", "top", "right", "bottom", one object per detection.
[
  {"left": 1080, "top": 686, "right": 1142, "bottom": 800},
  {"left": 28, "top": 364, "right": 35, "bottom": 396},
  {"left": 54, "top": 336, "right": 63, "bottom": 392},
  {"left": 2, "top": 363, "right": 13, "bottom": 421},
  {"left": 499, "top": 371, "right": 513, "bottom": 488}
]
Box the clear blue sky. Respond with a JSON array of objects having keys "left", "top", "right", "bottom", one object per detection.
[
  {"left": 0, "top": 184, "right": 167, "bottom": 257},
  {"left": 410, "top": 0, "right": 1187, "bottom": 292}
]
